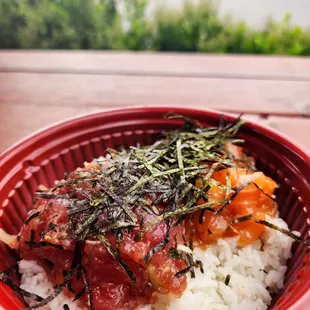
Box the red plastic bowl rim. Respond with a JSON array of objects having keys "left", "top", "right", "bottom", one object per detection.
[{"left": 1, "top": 105, "right": 310, "bottom": 162}]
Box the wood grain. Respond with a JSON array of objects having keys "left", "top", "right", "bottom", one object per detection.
[
  {"left": 0, "top": 103, "right": 309, "bottom": 154},
  {"left": 0, "top": 103, "right": 100, "bottom": 153},
  {"left": 267, "top": 116, "right": 310, "bottom": 151},
  {"left": 1, "top": 72, "right": 310, "bottom": 115},
  {"left": 0, "top": 51, "right": 309, "bottom": 154},
  {"left": 1, "top": 51, "right": 310, "bottom": 80}
]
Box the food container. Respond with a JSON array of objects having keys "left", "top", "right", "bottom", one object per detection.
[{"left": 0, "top": 107, "right": 309, "bottom": 310}]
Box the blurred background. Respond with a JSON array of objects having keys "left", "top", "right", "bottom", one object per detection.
[
  {"left": 0, "top": 0, "right": 310, "bottom": 153},
  {"left": 1, "top": 0, "right": 310, "bottom": 55}
]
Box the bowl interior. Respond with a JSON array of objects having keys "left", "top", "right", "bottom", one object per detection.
[{"left": 0, "top": 107, "right": 309, "bottom": 310}]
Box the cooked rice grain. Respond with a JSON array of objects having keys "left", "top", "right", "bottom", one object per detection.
[
  {"left": 20, "top": 217, "right": 294, "bottom": 310},
  {"left": 19, "top": 260, "right": 85, "bottom": 310},
  {"left": 139, "top": 216, "right": 294, "bottom": 310}
]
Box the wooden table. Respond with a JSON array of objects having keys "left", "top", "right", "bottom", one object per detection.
[{"left": 0, "top": 50, "right": 309, "bottom": 154}]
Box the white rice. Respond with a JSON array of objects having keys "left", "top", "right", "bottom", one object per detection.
[
  {"left": 19, "top": 216, "right": 296, "bottom": 310},
  {"left": 19, "top": 260, "right": 85, "bottom": 310}
]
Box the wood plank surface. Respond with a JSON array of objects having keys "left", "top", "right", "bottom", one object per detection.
[
  {"left": 267, "top": 116, "right": 310, "bottom": 151},
  {"left": 1, "top": 72, "right": 310, "bottom": 116},
  {"left": 0, "top": 103, "right": 309, "bottom": 154},
  {"left": 0, "top": 103, "right": 97, "bottom": 152},
  {"left": 0, "top": 51, "right": 310, "bottom": 80},
  {"left": 0, "top": 51, "right": 309, "bottom": 154}
]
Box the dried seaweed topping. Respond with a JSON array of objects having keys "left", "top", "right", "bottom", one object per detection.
[
  {"left": 0, "top": 271, "right": 43, "bottom": 302},
  {"left": 81, "top": 267, "right": 94, "bottom": 310},
  {"left": 255, "top": 219, "right": 310, "bottom": 245},
  {"left": 21, "top": 114, "right": 247, "bottom": 289},
  {"left": 32, "top": 114, "right": 309, "bottom": 277},
  {"left": 28, "top": 242, "right": 82, "bottom": 309},
  {"left": 224, "top": 274, "right": 231, "bottom": 286}
]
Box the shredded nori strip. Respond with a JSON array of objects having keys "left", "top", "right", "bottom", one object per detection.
[
  {"left": 0, "top": 271, "right": 43, "bottom": 302},
  {"left": 48, "top": 223, "right": 56, "bottom": 232},
  {"left": 170, "top": 245, "right": 203, "bottom": 279},
  {"left": 35, "top": 192, "right": 68, "bottom": 200},
  {"left": 255, "top": 219, "right": 310, "bottom": 245},
  {"left": 25, "top": 241, "right": 63, "bottom": 250},
  {"left": 215, "top": 182, "right": 252, "bottom": 215},
  {"left": 29, "top": 242, "right": 82, "bottom": 309},
  {"left": 43, "top": 259, "right": 54, "bottom": 268},
  {"left": 225, "top": 274, "right": 231, "bottom": 286},
  {"left": 74, "top": 208, "right": 102, "bottom": 236},
  {"left": 3, "top": 263, "right": 19, "bottom": 276},
  {"left": 252, "top": 182, "right": 276, "bottom": 202},
  {"left": 81, "top": 267, "right": 94, "bottom": 310},
  {"left": 169, "top": 247, "right": 182, "bottom": 259},
  {"left": 144, "top": 220, "right": 172, "bottom": 263},
  {"left": 197, "top": 260, "right": 204, "bottom": 274},
  {"left": 24, "top": 211, "right": 41, "bottom": 225},
  {"left": 97, "top": 234, "right": 136, "bottom": 284},
  {"left": 242, "top": 153, "right": 257, "bottom": 171},
  {"left": 67, "top": 282, "right": 75, "bottom": 293},
  {"left": 175, "top": 266, "right": 192, "bottom": 278},
  {"left": 72, "top": 286, "right": 86, "bottom": 302},
  {"left": 231, "top": 214, "right": 253, "bottom": 225},
  {"left": 99, "top": 183, "right": 138, "bottom": 223},
  {"left": 30, "top": 229, "right": 35, "bottom": 242}
]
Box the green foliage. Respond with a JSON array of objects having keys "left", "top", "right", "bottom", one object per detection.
[
  {"left": 18, "top": 0, "right": 78, "bottom": 49},
  {"left": 121, "top": 0, "right": 152, "bottom": 50},
  {"left": 218, "top": 13, "right": 310, "bottom": 55},
  {"left": 0, "top": 0, "right": 25, "bottom": 48},
  {"left": 0, "top": 0, "right": 309, "bottom": 55},
  {"left": 154, "top": 0, "right": 223, "bottom": 52}
]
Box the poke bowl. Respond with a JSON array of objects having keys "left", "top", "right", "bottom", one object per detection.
[{"left": 0, "top": 106, "right": 309, "bottom": 310}]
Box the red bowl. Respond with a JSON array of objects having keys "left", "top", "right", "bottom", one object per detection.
[{"left": 0, "top": 106, "right": 309, "bottom": 310}]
